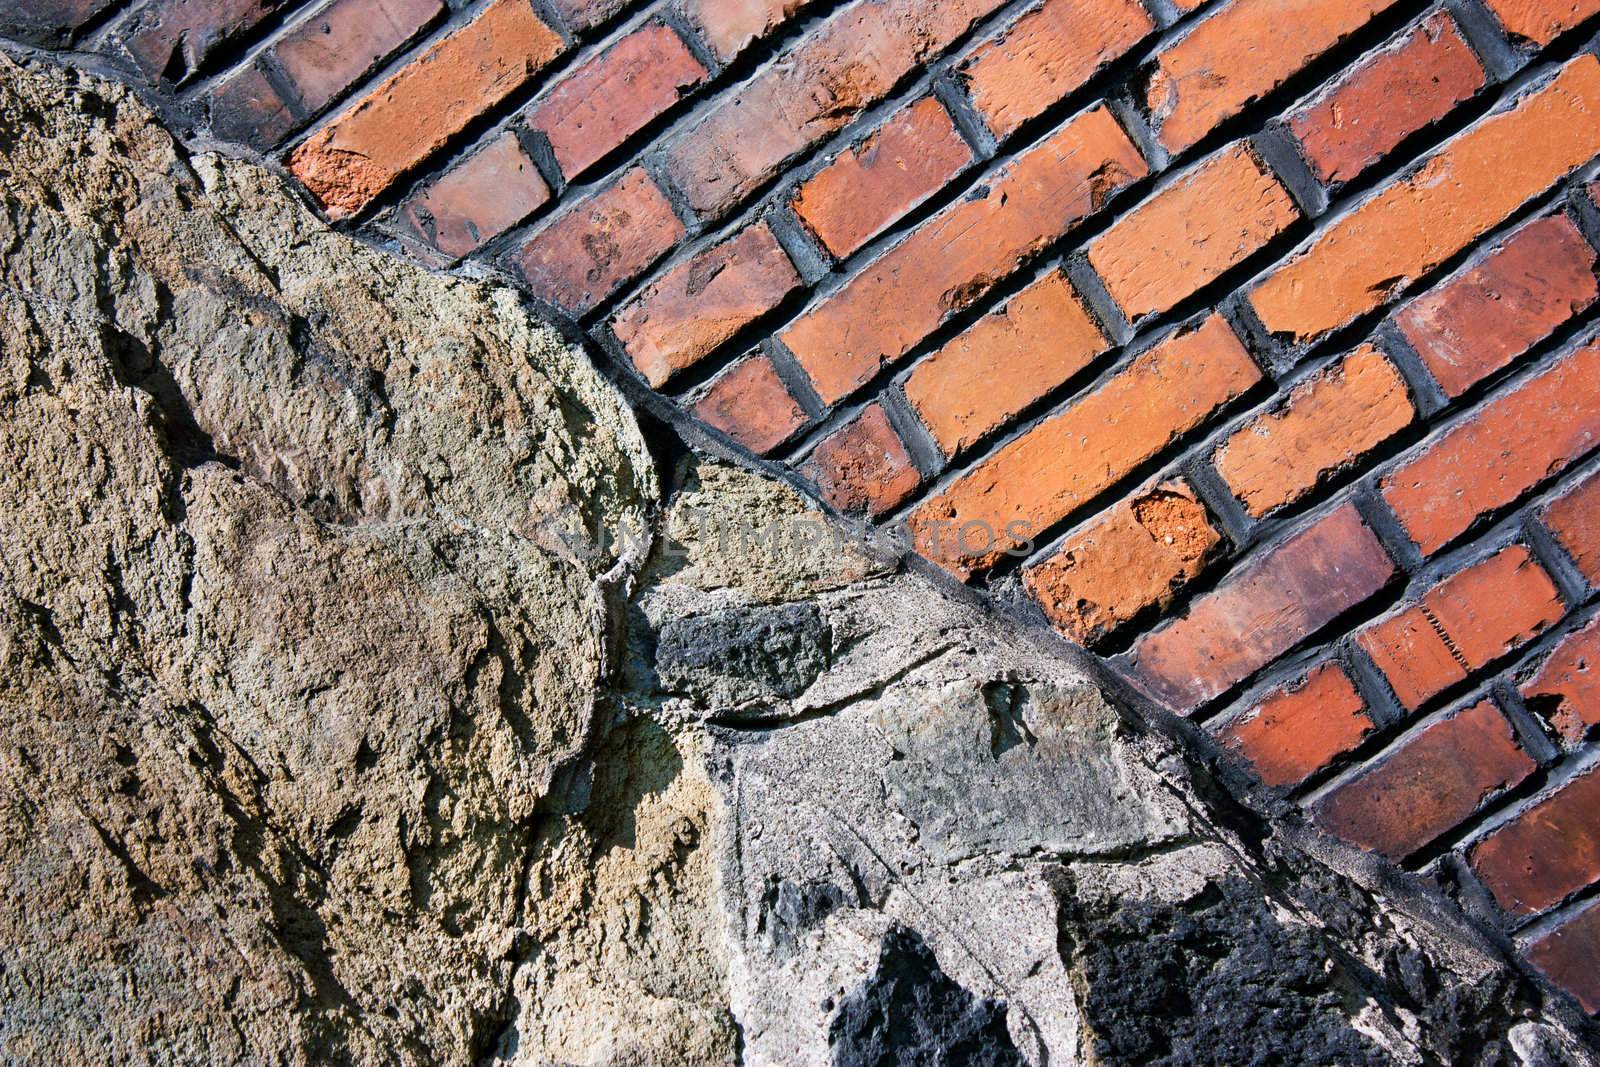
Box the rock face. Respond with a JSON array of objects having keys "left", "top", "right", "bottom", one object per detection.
[{"left": 0, "top": 56, "right": 1595, "bottom": 1066}]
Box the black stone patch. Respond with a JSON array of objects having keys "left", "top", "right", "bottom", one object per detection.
[
  {"left": 829, "top": 924, "right": 1022, "bottom": 1067},
  {"left": 760, "top": 877, "right": 852, "bottom": 951},
  {"left": 654, "top": 603, "right": 830, "bottom": 705}
]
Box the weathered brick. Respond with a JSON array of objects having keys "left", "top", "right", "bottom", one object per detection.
[
  {"left": 1214, "top": 345, "right": 1413, "bottom": 518},
  {"left": 1142, "top": 0, "right": 1404, "bottom": 155},
  {"left": 1250, "top": 56, "right": 1600, "bottom": 345},
  {"left": 1524, "top": 617, "right": 1600, "bottom": 745},
  {"left": 681, "top": 0, "right": 808, "bottom": 61},
  {"left": 1482, "top": 0, "right": 1600, "bottom": 47},
  {"left": 903, "top": 270, "right": 1108, "bottom": 456},
  {"left": 909, "top": 315, "right": 1259, "bottom": 578},
  {"left": 1288, "top": 12, "right": 1486, "bottom": 186},
  {"left": 783, "top": 106, "right": 1146, "bottom": 406},
  {"left": 273, "top": 0, "right": 442, "bottom": 115},
  {"left": 1394, "top": 214, "right": 1599, "bottom": 399},
  {"left": 1472, "top": 767, "right": 1600, "bottom": 914},
  {"left": 288, "top": 0, "right": 565, "bottom": 219},
  {"left": 799, "top": 404, "right": 921, "bottom": 517},
  {"left": 514, "top": 168, "right": 684, "bottom": 316},
  {"left": 661, "top": 0, "right": 1008, "bottom": 220},
  {"left": 548, "top": 0, "right": 630, "bottom": 31},
  {"left": 525, "top": 24, "right": 706, "bottom": 182},
  {"left": 1129, "top": 504, "right": 1397, "bottom": 712},
  {"left": 208, "top": 62, "right": 297, "bottom": 148},
  {"left": 1525, "top": 898, "right": 1600, "bottom": 1013},
  {"left": 1087, "top": 142, "right": 1299, "bottom": 322},
  {"left": 1219, "top": 662, "right": 1375, "bottom": 787},
  {"left": 401, "top": 132, "right": 550, "bottom": 259},
  {"left": 1313, "top": 700, "right": 1534, "bottom": 859},
  {"left": 958, "top": 0, "right": 1154, "bottom": 139},
  {"left": 1024, "top": 480, "right": 1221, "bottom": 646},
  {"left": 791, "top": 97, "right": 973, "bottom": 260},
  {"left": 0, "top": 0, "right": 115, "bottom": 47},
  {"left": 691, "top": 354, "right": 809, "bottom": 454},
  {"left": 124, "top": 0, "right": 285, "bottom": 81},
  {"left": 1356, "top": 546, "right": 1564, "bottom": 710},
  {"left": 1382, "top": 338, "right": 1600, "bottom": 556},
  {"left": 612, "top": 224, "right": 801, "bottom": 388},
  {"left": 1545, "top": 470, "right": 1600, "bottom": 585}
]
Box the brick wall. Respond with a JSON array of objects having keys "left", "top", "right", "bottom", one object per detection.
[{"left": 10, "top": 0, "right": 1600, "bottom": 1015}]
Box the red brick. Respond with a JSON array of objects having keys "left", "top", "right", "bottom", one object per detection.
[
  {"left": 681, "top": 0, "right": 809, "bottom": 61},
  {"left": 1523, "top": 617, "right": 1600, "bottom": 745},
  {"left": 1087, "top": 142, "right": 1299, "bottom": 322},
  {"left": 1356, "top": 546, "right": 1564, "bottom": 710},
  {"left": 1382, "top": 339, "right": 1600, "bottom": 556},
  {"left": 525, "top": 24, "right": 707, "bottom": 183},
  {"left": 1219, "top": 662, "right": 1375, "bottom": 787},
  {"left": 799, "top": 404, "right": 921, "bottom": 517},
  {"left": 1289, "top": 12, "right": 1486, "bottom": 186},
  {"left": 123, "top": 0, "right": 285, "bottom": 81},
  {"left": 782, "top": 106, "right": 1146, "bottom": 406},
  {"left": 1394, "top": 214, "right": 1599, "bottom": 399},
  {"left": 1525, "top": 898, "right": 1600, "bottom": 1013},
  {"left": 209, "top": 63, "right": 297, "bottom": 148},
  {"left": 691, "top": 354, "right": 809, "bottom": 454},
  {"left": 661, "top": 0, "right": 1008, "bottom": 220},
  {"left": 1482, "top": 0, "right": 1600, "bottom": 46},
  {"left": 958, "top": 0, "right": 1154, "bottom": 139},
  {"left": 909, "top": 315, "right": 1259, "bottom": 578},
  {"left": 903, "top": 270, "right": 1108, "bottom": 456},
  {"left": 1024, "top": 480, "right": 1221, "bottom": 645},
  {"left": 288, "top": 0, "right": 565, "bottom": 219},
  {"left": 1313, "top": 700, "right": 1534, "bottom": 859},
  {"left": 401, "top": 132, "right": 550, "bottom": 259},
  {"left": 1215, "top": 345, "right": 1413, "bottom": 518},
  {"left": 0, "top": 0, "right": 116, "bottom": 46},
  {"left": 1545, "top": 471, "right": 1600, "bottom": 585},
  {"left": 548, "top": 0, "right": 630, "bottom": 31},
  {"left": 273, "top": 0, "right": 442, "bottom": 115},
  {"left": 1143, "top": 0, "right": 1404, "bottom": 155},
  {"left": 1473, "top": 768, "right": 1600, "bottom": 914},
  {"left": 514, "top": 168, "right": 684, "bottom": 316},
  {"left": 1251, "top": 56, "right": 1600, "bottom": 345},
  {"left": 791, "top": 98, "right": 974, "bottom": 259},
  {"left": 1129, "top": 504, "right": 1397, "bottom": 712},
  {"left": 612, "top": 224, "right": 801, "bottom": 388}
]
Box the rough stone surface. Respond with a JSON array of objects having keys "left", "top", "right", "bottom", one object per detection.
[{"left": 2, "top": 56, "right": 1597, "bottom": 1067}]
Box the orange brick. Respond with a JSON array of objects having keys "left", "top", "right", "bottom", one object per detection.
[
  {"left": 662, "top": 0, "right": 1007, "bottom": 220},
  {"left": 1087, "top": 142, "right": 1299, "bottom": 322},
  {"left": 1023, "top": 480, "right": 1221, "bottom": 645},
  {"left": 525, "top": 24, "right": 707, "bottom": 182},
  {"left": 791, "top": 98, "right": 973, "bottom": 260},
  {"left": 1143, "top": 0, "right": 1404, "bottom": 155},
  {"left": 958, "top": 0, "right": 1154, "bottom": 138},
  {"left": 515, "top": 168, "right": 685, "bottom": 316},
  {"left": 692, "top": 354, "right": 809, "bottom": 454},
  {"left": 1288, "top": 12, "right": 1486, "bottom": 186},
  {"left": 1313, "top": 700, "right": 1533, "bottom": 859},
  {"left": 1394, "top": 214, "right": 1599, "bottom": 399},
  {"left": 908, "top": 315, "right": 1259, "bottom": 577},
  {"left": 1472, "top": 768, "right": 1600, "bottom": 915},
  {"left": 401, "top": 132, "right": 549, "bottom": 258},
  {"left": 1482, "top": 0, "right": 1600, "bottom": 46},
  {"left": 681, "top": 0, "right": 808, "bottom": 60},
  {"left": 1218, "top": 662, "right": 1375, "bottom": 787},
  {"left": 1545, "top": 471, "right": 1600, "bottom": 585},
  {"left": 289, "top": 0, "right": 564, "bottom": 219},
  {"left": 1356, "top": 546, "right": 1564, "bottom": 710},
  {"left": 1214, "top": 345, "right": 1413, "bottom": 518},
  {"left": 903, "top": 271, "right": 1108, "bottom": 456},
  {"left": 1250, "top": 56, "right": 1600, "bottom": 345},
  {"left": 273, "top": 0, "right": 443, "bottom": 114},
  {"left": 1524, "top": 617, "right": 1600, "bottom": 744},
  {"left": 612, "top": 224, "right": 801, "bottom": 388},
  {"left": 1130, "top": 504, "right": 1397, "bottom": 711},
  {"left": 782, "top": 106, "right": 1146, "bottom": 406},
  {"left": 1382, "top": 339, "right": 1600, "bottom": 556},
  {"left": 799, "top": 404, "right": 921, "bottom": 517},
  {"left": 1526, "top": 898, "right": 1600, "bottom": 1013}
]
